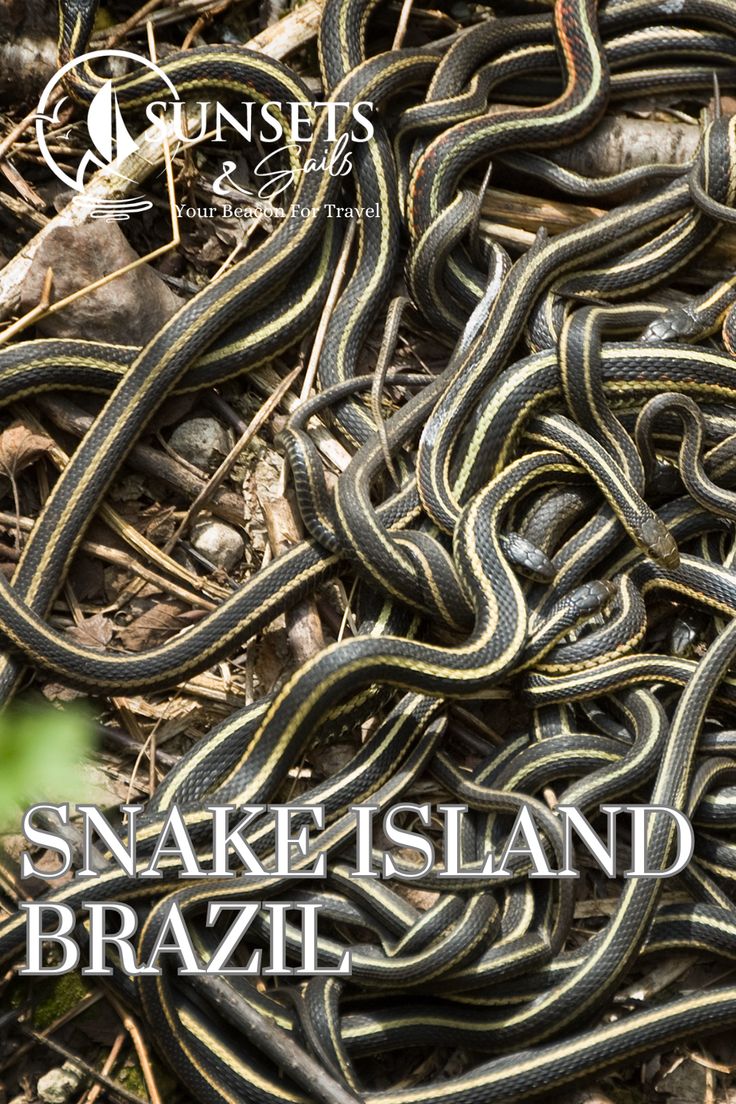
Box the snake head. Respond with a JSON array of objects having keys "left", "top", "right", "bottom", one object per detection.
[
  {"left": 670, "top": 613, "right": 701, "bottom": 659},
  {"left": 638, "top": 517, "right": 679, "bottom": 570},
  {"left": 501, "top": 532, "right": 555, "bottom": 583},
  {"left": 641, "top": 306, "right": 699, "bottom": 344},
  {"left": 571, "top": 580, "right": 615, "bottom": 616}
]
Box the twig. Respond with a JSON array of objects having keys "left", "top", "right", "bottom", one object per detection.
[
  {"left": 477, "top": 182, "right": 736, "bottom": 267},
  {"left": 0, "top": 159, "right": 45, "bottom": 209},
  {"left": 34, "top": 77, "right": 179, "bottom": 333},
  {"left": 104, "top": 0, "right": 169, "bottom": 46},
  {"left": 97, "top": 721, "right": 178, "bottom": 768},
  {"left": 21, "top": 1027, "right": 149, "bottom": 1104},
  {"left": 1, "top": 119, "right": 180, "bottom": 337},
  {"left": 0, "top": 268, "right": 53, "bottom": 348},
  {"left": 688, "top": 1050, "right": 736, "bottom": 1075},
  {"left": 336, "top": 577, "right": 359, "bottom": 641},
  {"left": 0, "top": 510, "right": 216, "bottom": 611},
  {"left": 13, "top": 404, "right": 230, "bottom": 601},
  {"left": 0, "top": 994, "right": 102, "bottom": 1073},
  {"left": 182, "top": 0, "right": 233, "bottom": 48},
  {"left": 617, "top": 955, "right": 700, "bottom": 1002},
  {"left": 124, "top": 706, "right": 169, "bottom": 803},
  {"left": 480, "top": 186, "right": 603, "bottom": 237},
  {"left": 95, "top": 0, "right": 250, "bottom": 39},
  {"left": 78, "top": 1030, "right": 126, "bottom": 1104},
  {"left": 299, "top": 221, "right": 357, "bottom": 405},
  {"left": 116, "top": 701, "right": 159, "bottom": 801},
  {"left": 205, "top": 393, "right": 247, "bottom": 434},
  {"left": 36, "top": 394, "right": 248, "bottom": 530},
  {"left": 260, "top": 489, "right": 325, "bottom": 665},
  {"left": 149, "top": 726, "right": 158, "bottom": 796},
  {"left": 247, "top": 0, "right": 324, "bottom": 54},
  {"left": 0, "top": 102, "right": 54, "bottom": 164},
  {"left": 392, "top": 0, "right": 415, "bottom": 48},
  {"left": 552, "top": 114, "right": 698, "bottom": 177},
  {"left": 0, "top": 189, "right": 48, "bottom": 230},
  {"left": 108, "top": 994, "right": 164, "bottom": 1104},
  {"left": 179, "top": 671, "right": 245, "bottom": 705},
  {"left": 251, "top": 365, "right": 351, "bottom": 472}
]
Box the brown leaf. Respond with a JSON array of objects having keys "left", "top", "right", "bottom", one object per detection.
[
  {"left": 118, "top": 601, "right": 188, "bottom": 652},
  {"left": 65, "top": 611, "right": 114, "bottom": 651},
  {"left": 142, "top": 504, "right": 177, "bottom": 543},
  {"left": 0, "top": 422, "right": 52, "bottom": 478}
]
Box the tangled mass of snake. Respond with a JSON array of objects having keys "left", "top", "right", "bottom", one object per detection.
[{"left": 11, "top": 0, "right": 736, "bottom": 1098}]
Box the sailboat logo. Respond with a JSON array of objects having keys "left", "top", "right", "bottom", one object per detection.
[
  {"left": 86, "top": 80, "right": 141, "bottom": 167},
  {"left": 36, "top": 50, "right": 179, "bottom": 216}
]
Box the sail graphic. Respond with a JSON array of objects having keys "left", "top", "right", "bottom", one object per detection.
[{"left": 86, "top": 80, "right": 139, "bottom": 164}]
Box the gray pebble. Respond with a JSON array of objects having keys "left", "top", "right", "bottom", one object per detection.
[
  {"left": 169, "top": 417, "right": 232, "bottom": 471},
  {"left": 37, "top": 1062, "right": 85, "bottom": 1104},
  {"left": 191, "top": 520, "right": 245, "bottom": 571}
]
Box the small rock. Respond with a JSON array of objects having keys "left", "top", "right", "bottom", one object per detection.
[
  {"left": 20, "top": 222, "right": 183, "bottom": 345},
  {"left": 169, "top": 417, "right": 232, "bottom": 471},
  {"left": 190, "top": 520, "right": 245, "bottom": 571},
  {"left": 37, "top": 1062, "right": 85, "bottom": 1104}
]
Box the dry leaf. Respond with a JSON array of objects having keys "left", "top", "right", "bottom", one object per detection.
[
  {"left": 65, "top": 612, "right": 113, "bottom": 651},
  {"left": 0, "top": 423, "right": 52, "bottom": 478},
  {"left": 118, "top": 601, "right": 189, "bottom": 652},
  {"left": 142, "top": 504, "right": 177, "bottom": 543}
]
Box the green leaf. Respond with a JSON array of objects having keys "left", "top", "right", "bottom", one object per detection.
[{"left": 0, "top": 705, "right": 95, "bottom": 833}]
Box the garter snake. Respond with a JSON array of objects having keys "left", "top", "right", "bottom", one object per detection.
[
  {"left": 0, "top": 340, "right": 735, "bottom": 689},
  {"left": 406, "top": 0, "right": 610, "bottom": 330},
  {"left": 636, "top": 392, "right": 736, "bottom": 520}
]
